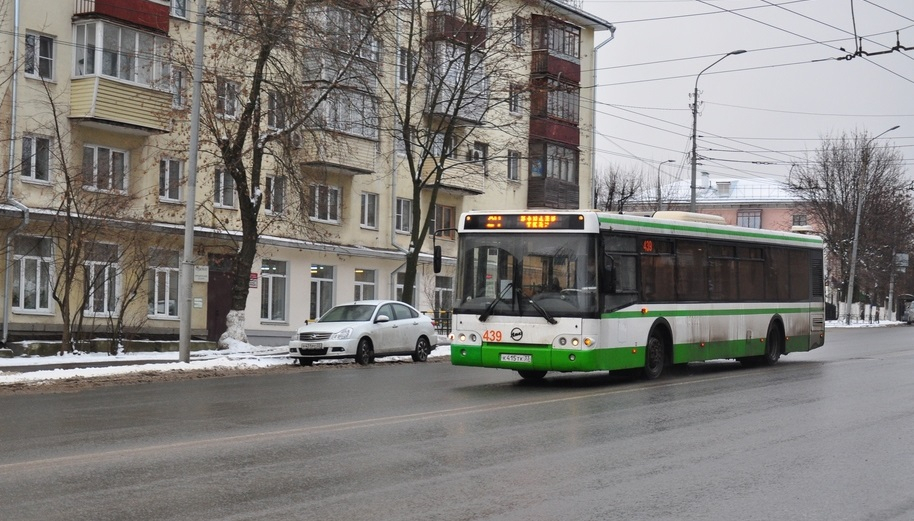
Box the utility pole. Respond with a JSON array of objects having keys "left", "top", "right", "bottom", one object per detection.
[{"left": 690, "top": 50, "right": 745, "bottom": 212}]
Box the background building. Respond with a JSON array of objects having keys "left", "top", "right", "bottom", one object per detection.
[{"left": 0, "top": 0, "right": 613, "bottom": 347}]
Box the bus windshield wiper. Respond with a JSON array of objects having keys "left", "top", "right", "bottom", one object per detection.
[
  {"left": 479, "top": 282, "right": 514, "bottom": 322},
  {"left": 527, "top": 298, "right": 558, "bottom": 324}
]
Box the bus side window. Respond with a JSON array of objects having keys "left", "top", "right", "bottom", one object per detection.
[{"left": 601, "top": 254, "right": 615, "bottom": 293}]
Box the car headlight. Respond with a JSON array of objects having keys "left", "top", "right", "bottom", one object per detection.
[
  {"left": 291, "top": 331, "right": 299, "bottom": 341},
  {"left": 330, "top": 327, "right": 353, "bottom": 340}
]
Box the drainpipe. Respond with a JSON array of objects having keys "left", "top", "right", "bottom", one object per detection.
[
  {"left": 3, "top": 0, "right": 30, "bottom": 346},
  {"left": 590, "top": 26, "right": 615, "bottom": 208}
]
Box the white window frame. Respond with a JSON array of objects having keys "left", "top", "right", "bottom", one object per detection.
[
  {"left": 326, "top": 89, "right": 378, "bottom": 139},
  {"left": 508, "top": 84, "right": 522, "bottom": 115},
  {"left": 159, "top": 158, "right": 182, "bottom": 202},
  {"left": 310, "top": 184, "right": 340, "bottom": 223},
  {"left": 395, "top": 198, "right": 412, "bottom": 233},
  {"left": 310, "top": 265, "right": 334, "bottom": 320},
  {"left": 170, "top": 67, "right": 186, "bottom": 108},
  {"left": 354, "top": 269, "right": 376, "bottom": 301},
  {"left": 84, "top": 243, "right": 119, "bottom": 317},
  {"left": 171, "top": 0, "right": 187, "bottom": 18},
  {"left": 148, "top": 249, "right": 179, "bottom": 318},
  {"left": 261, "top": 260, "right": 288, "bottom": 322},
  {"left": 22, "top": 135, "right": 52, "bottom": 183},
  {"left": 12, "top": 236, "right": 53, "bottom": 313},
  {"left": 217, "top": 77, "right": 240, "bottom": 119},
  {"left": 360, "top": 192, "right": 378, "bottom": 229},
  {"left": 25, "top": 32, "right": 55, "bottom": 80},
  {"left": 267, "top": 91, "right": 286, "bottom": 130},
  {"left": 512, "top": 15, "right": 525, "bottom": 47},
  {"left": 507, "top": 150, "right": 520, "bottom": 181},
  {"left": 214, "top": 169, "right": 235, "bottom": 208},
  {"left": 265, "top": 176, "right": 285, "bottom": 215},
  {"left": 395, "top": 272, "right": 417, "bottom": 303},
  {"left": 83, "top": 145, "right": 128, "bottom": 192},
  {"left": 737, "top": 209, "right": 762, "bottom": 229},
  {"left": 73, "top": 22, "right": 170, "bottom": 87}
]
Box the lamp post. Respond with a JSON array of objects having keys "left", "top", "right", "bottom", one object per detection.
[
  {"left": 844, "top": 125, "right": 900, "bottom": 324},
  {"left": 690, "top": 50, "right": 745, "bottom": 212},
  {"left": 656, "top": 159, "right": 674, "bottom": 211}
]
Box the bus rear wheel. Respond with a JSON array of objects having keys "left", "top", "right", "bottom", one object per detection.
[
  {"left": 643, "top": 333, "right": 666, "bottom": 380},
  {"left": 761, "top": 323, "right": 782, "bottom": 366},
  {"left": 517, "top": 370, "right": 547, "bottom": 380}
]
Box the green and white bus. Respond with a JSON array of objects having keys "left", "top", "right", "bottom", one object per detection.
[{"left": 443, "top": 210, "right": 825, "bottom": 380}]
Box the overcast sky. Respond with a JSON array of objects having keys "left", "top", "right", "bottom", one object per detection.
[{"left": 581, "top": 0, "right": 913, "bottom": 187}]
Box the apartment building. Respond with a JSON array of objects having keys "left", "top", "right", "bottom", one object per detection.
[{"left": 0, "top": 0, "right": 613, "bottom": 346}]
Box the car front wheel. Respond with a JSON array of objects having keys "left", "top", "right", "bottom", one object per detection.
[{"left": 355, "top": 338, "right": 373, "bottom": 366}]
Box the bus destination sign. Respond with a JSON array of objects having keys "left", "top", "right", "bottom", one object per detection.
[{"left": 464, "top": 213, "right": 585, "bottom": 230}]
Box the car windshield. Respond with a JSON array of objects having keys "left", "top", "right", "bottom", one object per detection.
[{"left": 319, "top": 304, "right": 376, "bottom": 322}]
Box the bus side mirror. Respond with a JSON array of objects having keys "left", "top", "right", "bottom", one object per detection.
[{"left": 433, "top": 245, "right": 442, "bottom": 273}]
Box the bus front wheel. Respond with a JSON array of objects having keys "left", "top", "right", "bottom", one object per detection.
[
  {"left": 643, "top": 333, "right": 666, "bottom": 380},
  {"left": 517, "top": 370, "right": 547, "bottom": 380},
  {"left": 761, "top": 323, "right": 782, "bottom": 366}
]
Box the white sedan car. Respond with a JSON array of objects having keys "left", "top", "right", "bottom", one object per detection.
[{"left": 289, "top": 300, "right": 438, "bottom": 366}]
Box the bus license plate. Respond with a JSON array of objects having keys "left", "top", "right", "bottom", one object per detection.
[{"left": 500, "top": 354, "right": 531, "bottom": 363}]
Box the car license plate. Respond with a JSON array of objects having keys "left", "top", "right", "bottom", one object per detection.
[
  {"left": 302, "top": 342, "right": 322, "bottom": 349},
  {"left": 500, "top": 354, "right": 531, "bottom": 363}
]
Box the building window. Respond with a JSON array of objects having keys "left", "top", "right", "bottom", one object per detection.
[
  {"left": 171, "top": 0, "right": 187, "bottom": 18},
  {"left": 265, "top": 176, "right": 285, "bottom": 214},
  {"left": 396, "top": 272, "right": 417, "bottom": 303},
  {"left": 532, "top": 18, "right": 580, "bottom": 62},
  {"left": 261, "top": 260, "right": 287, "bottom": 322},
  {"left": 512, "top": 15, "right": 525, "bottom": 47},
  {"left": 74, "top": 22, "right": 170, "bottom": 86},
  {"left": 507, "top": 150, "right": 520, "bottom": 181},
  {"left": 12, "top": 236, "right": 52, "bottom": 313},
  {"left": 309, "top": 184, "right": 340, "bottom": 223},
  {"left": 84, "top": 243, "right": 119, "bottom": 316},
  {"left": 434, "top": 205, "right": 456, "bottom": 239},
  {"left": 360, "top": 192, "right": 378, "bottom": 229},
  {"left": 82, "top": 145, "right": 127, "bottom": 192},
  {"left": 217, "top": 0, "right": 243, "bottom": 30},
  {"left": 326, "top": 90, "right": 378, "bottom": 139},
  {"left": 310, "top": 265, "right": 334, "bottom": 320},
  {"left": 25, "top": 32, "right": 54, "bottom": 80},
  {"left": 545, "top": 79, "right": 580, "bottom": 123},
  {"left": 737, "top": 209, "right": 762, "bottom": 229},
  {"left": 793, "top": 214, "right": 808, "bottom": 226},
  {"left": 214, "top": 169, "right": 235, "bottom": 207},
  {"left": 398, "top": 47, "right": 415, "bottom": 83},
  {"left": 159, "top": 158, "right": 182, "bottom": 202},
  {"left": 22, "top": 135, "right": 51, "bottom": 182},
  {"left": 327, "top": 7, "right": 378, "bottom": 62},
  {"left": 431, "top": 133, "right": 453, "bottom": 158},
  {"left": 530, "top": 142, "right": 577, "bottom": 183},
  {"left": 171, "top": 67, "right": 186, "bottom": 108},
  {"left": 217, "top": 77, "right": 240, "bottom": 118},
  {"left": 267, "top": 91, "right": 287, "bottom": 129},
  {"left": 395, "top": 198, "right": 412, "bottom": 233},
  {"left": 354, "top": 269, "right": 376, "bottom": 301},
  {"left": 508, "top": 85, "right": 522, "bottom": 114},
  {"left": 148, "top": 249, "right": 179, "bottom": 318},
  {"left": 435, "top": 276, "right": 453, "bottom": 313}
]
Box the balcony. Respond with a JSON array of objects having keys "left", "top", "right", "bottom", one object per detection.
[
  {"left": 529, "top": 118, "right": 579, "bottom": 147},
  {"left": 530, "top": 50, "right": 581, "bottom": 83},
  {"left": 527, "top": 176, "right": 579, "bottom": 209},
  {"left": 422, "top": 160, "right": 485, "bottom": 196},
  {"left": 299, "top": 132, "right": 376, "bottom": 176},
  {"left": 427, "top": 12, "right": 486, "bottom": 48},
  {"left": 73, "top": 0, "right": 170, "bottom": 34},
  {"left": 69, "top": 76, "right": 172, "bottom": 134}
]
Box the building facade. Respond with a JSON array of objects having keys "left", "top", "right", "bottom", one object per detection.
[{"left": 0, "top": 0, "right": 613, "bottom": 346}]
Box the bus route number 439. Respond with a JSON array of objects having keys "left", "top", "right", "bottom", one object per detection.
[{"left": 483, "top": 329, "right": 503, "bottom": 341}]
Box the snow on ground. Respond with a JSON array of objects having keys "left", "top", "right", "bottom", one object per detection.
[
  {"left": 0, "top": 323, "right": 903, "bottom": 386},
  {"left": 0, "top": 337, "right": 453, "bottom": 386}
]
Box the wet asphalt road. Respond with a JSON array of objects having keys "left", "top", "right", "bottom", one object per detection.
[{"left": 1, "top": 326, "right": 913, "bottom": 521}]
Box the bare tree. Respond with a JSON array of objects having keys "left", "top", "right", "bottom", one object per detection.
[
  {"left": 184, "top": 0, "right": 386, "bottom": 345},
  {"left": 371, "top": 0, "right": 531, "bottom": 305},
  {"left": 788, "top": 130, "right": 911, "bottom": 304},
  {"left": 593, "top": 164, "right": 644, "bottom": 213}
]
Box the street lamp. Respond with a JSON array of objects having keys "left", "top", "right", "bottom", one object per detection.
[
  {"left": 844, "top": 125, "right": 900, "bottom": 324},
  {"left": 690, "top": 50, "right": 745, "bottom": 212},
  {"left": 656, "top": 159, "right": 674, "bottom": 211}
]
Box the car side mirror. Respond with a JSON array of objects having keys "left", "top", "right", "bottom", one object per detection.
[{"left": 375, "top": 314, "right": 390, "bottom": 323}]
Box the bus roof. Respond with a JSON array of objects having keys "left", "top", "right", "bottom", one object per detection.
[{"left": 457, "top": 210, "right": 824, "bottom": 248}]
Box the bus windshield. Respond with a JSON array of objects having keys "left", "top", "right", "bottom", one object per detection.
[{"left": 454, "top": 232, "right": 598, "bottom": 319}]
